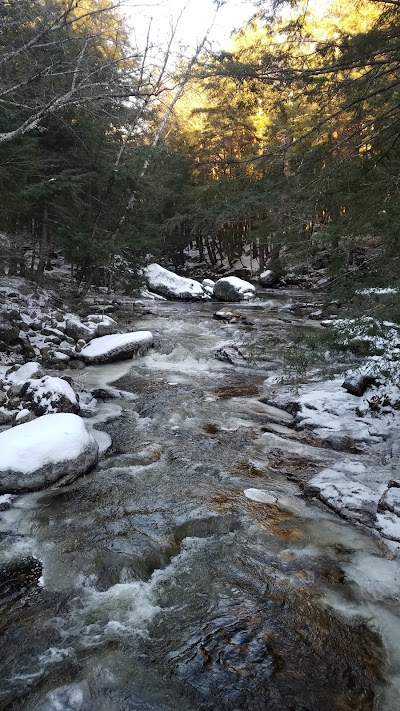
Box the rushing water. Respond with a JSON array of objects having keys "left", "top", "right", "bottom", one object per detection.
[{"left": 1, "top": 293, "right": 400, "bottom": 710}]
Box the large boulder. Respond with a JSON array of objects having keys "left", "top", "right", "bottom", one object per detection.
[
  {"left": 213, "top": 277, "right": 256, "bottom": 302},
  {"left": 0, "top": 413, "right": 99, "bottom": 493},
  {"left": 144, "top": 263, "right": 207, "bottom": 300},
  {"left": 80, "top": 331, "right": 154, "bottom": 364}
]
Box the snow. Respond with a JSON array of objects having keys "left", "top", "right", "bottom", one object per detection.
[
  {"left": 309, "top": 469, "right": 380, "bottom": 522},
  {"left": 355, "top": 288, "right": 398, "bottom": 295},
  {"left": 6, "top": 362, "right": 42, "bottom": 383},
  {"left": 144, "top": 263, "right": 207, "bottom": 300},
  {"left": 0, "top": 413, "right": 95, "bottom": 475},
  {"left": 216, "top": 276, "right": 256, "bottom": 298},
  {"left": 15, "top": 408, "right": 30, "bottom": 421},
  {"left": 80, "top": 331, "right": 154, "bottom": 363},
  {"left": 27, "top": 376, "right": 78, "bottom": 411},
  {"left": 139, "top": 287, "right": 167, "bottom": 301}
]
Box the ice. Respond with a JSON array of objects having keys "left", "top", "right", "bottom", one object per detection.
[{"left": 244, "top": 488, "right": 277, "bottom": 504}]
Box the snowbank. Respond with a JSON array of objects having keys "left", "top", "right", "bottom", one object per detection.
[
  {"left": 0, "top": 413, "right": 99, "bottom": 493},
  {"left": 144, "top": 263, "right": 207, "bottom": 301},
  {"left": 80, "top": 331, "right": 154, "bottom": 364}
]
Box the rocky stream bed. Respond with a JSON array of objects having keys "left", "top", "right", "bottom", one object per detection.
[{"left": 0, "top": 284, "right": 400, "bottom": 711}]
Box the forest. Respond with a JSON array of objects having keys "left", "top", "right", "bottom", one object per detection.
[{"left": 0, "top": 0, "right": 399, "bottom": 305}]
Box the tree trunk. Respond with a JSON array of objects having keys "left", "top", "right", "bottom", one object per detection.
[{"left": 36, "top": 205, "right": 48, "bottom": 277}]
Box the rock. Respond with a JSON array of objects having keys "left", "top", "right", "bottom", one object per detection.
[
  {"left": 144, "top": 263, "right": 207, "bottom": 300},
  {"left": 70, "top": 359, "right": 86, "bottom": 370},
  {"left": 86, "top": 314, "right": 119, "bottom": 337},
  {"left": 8, "top": 382, "right": 29, "bottom": 398},
  {"left": 213, "top": 276, "right": 256, "bottom": 302},
  {"left": 13, "top": 410, "right": 36, "bottom": 425},
  {"left": 259, "top": 270, "right": 278, "bottom": 287},
  {"left": 64, "top": 316, "right": 94, "bottom": 342},
  {"left": 307, "top": 469, "right": 380, "bottom": 526},
  {"left": 213, "top": 309, "right": 254, "bottom": 325},
  {"left": 124, "top": 445, "right": 162, "bottom": 465},
  {"left": 309, "top": 309, "right": 323, "bottom": 320},
  {"left": 0, "top": 392, "right": 7, "bottom": 406},
  {"left": 0, "top": 316, "right": 20, "bottom": 344},
  {"left": 76, "top": 339, "right": 86, "bottom": 348},
  {"left": 0, "top": 410, "right": 13, "bottom": 425},
  {"left": 202, "top": 279, "right": 215, "bottom": 288},
  {"left": 6, "top": 361, "right": 44, "bottom": 382},
  {"left": 342, "top": 374, "right": 376, "bottom": 397},
  {"left": 80, "top": 331, "right": 154, "bottom": 364},
  {"left": 376, "top": 483, "right": 400, "bottom": 541},
  {"left": 23, "top": 376, "right": 79, "bottom": 416},
  {"left": 215, "top": 345, "right": 248, "bottom": 366},
  {"left": 213, "top": 309, "right": 243, "bottom": 323},
  {"left": 0, "top": 413, "right": 99, "bottom": 493}
]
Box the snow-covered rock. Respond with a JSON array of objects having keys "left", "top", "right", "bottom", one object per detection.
[
  {"left": 202, "top": 279, "right": 215, "bottom": 289},
  {"left": 308, "top": 469, "right": 380, "bottom": 526},
  {"left": 64, "top": 315, "right": 94, "bottom": 342},
  {"left": 24, "top": 376, "right": 79, "bottom": 416},
  {"left": 215, "top": 344, "right": 248, "bottom": 366},
  {"left": 6, "top": 361, "right": 43, "bottom": 383},
  {"left": 80, "top": 331, "right": 154, "bottom": 364},
  {"left": 213, "top": 276, "right": 256, "bottom": 302},
  {"left": 0, "top": 413, "right": 99, "bottom": 493},
  {"left": 259, "top": 270, "right": 278, "bottom": 288},
  {"left": 144, "top": 263, "right": 207, "bottom": 301},
  {"left": 86, "top": 314, "right": 119, "bottom": 337},
  {"left": 139, "top": 287, "right": 167, "bottom": 301}
]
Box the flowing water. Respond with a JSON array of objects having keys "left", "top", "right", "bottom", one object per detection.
[{"left": 1, "top": 293, "right": 400, "bottom": 710}]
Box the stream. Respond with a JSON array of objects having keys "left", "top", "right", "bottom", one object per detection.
[{"left": 1, "top": 292, "right": 400, "bottom": 710}]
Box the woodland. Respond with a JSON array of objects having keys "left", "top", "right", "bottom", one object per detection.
[{"left": 0, "top": 0, "right": 399, "bottom": 306}]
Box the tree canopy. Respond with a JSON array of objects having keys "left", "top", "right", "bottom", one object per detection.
[{"left": 0, "top": 0, "right": 399, "bottom": 293}]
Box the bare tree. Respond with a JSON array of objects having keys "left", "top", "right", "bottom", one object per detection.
[{"left": 0, "top": 0, "right": 158, "bottom": 145}]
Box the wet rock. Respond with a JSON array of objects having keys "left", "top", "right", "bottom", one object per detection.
[
  {"left": 124, "top": 445, "right": 162, "bottom": 465},
  {"left": 213, "top": 309, "right": 253, "bottom": 325},
  {"left": 215, "top": 345, "right": 248, "bottom": 366},
  {"left": 342, "top": 374, "right": 376, "bottom": 397}
]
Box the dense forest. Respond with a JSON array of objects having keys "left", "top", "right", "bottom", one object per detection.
[{"left": 0, "top": 0, "right": 399, "bottom": 302}]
